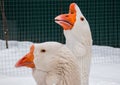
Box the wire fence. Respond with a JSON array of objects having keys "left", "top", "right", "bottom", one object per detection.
[
  {"left": 0, "top": 0, "right": 120, "bottom": 77},
  {"left": 0, "top": 0, "right": 120, "bottom": 47}
]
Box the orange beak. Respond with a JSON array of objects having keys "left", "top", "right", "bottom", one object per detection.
[
  {"left": 55, "top": 3, "right": 76, "bottom": 30},
  {"left": 15, "top": 45, "right": 35, "bottom": 68}
]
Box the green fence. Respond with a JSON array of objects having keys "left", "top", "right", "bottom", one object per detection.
[{"left": 0, "top": 0, "right": 120, "bottom": 47}]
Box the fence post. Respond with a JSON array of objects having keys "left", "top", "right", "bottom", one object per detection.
[{"left": 0, "top": 0, "right": 9, "bottom": 48}]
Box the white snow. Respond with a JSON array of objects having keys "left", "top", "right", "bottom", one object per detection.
[
  {"left": 0, "top": 75, "right": 36, "bottom": 85},
  {"left": 0, "top": 40, "right": 33, "bottom": 76},
  {"left": 0, "top": 40, "right": 120, "bottom": 85},
  {"left": 92, "top": 45, "right": 120, "bottom": 64},
  {"left": 90, "top": 64, "right": 120, "bottom": 85}
]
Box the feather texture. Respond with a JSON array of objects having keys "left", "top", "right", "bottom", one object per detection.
[{"left": 33, "top": 42, "right": 81, "bottom": 85}]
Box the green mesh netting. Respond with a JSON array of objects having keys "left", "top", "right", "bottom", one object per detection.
[{"left": 0, "top": 0, "right": 120, "bottom": 47}]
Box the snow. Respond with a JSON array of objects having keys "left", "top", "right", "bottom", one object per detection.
[
  {"left": 0, "top": 75, "right": 36, "bottom": 85},
  {"left": 0, "top": 40, "right": 33, "bottom": 76},
  {"left": 0, "top": 40, "right": 120, "bottom": 85},
  {"left": 90, "top": 64, "right": 120, "bottom": 85},
  {"left": 92, "top": 45, "right": 120, "bottom": 64}
]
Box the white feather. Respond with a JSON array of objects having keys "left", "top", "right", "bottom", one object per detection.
[
  {"left": 32, "top": 42, "right": 81, "bottom": 85},
  {"left": 64, "top": 3, "right": 92, "bottom": 85}
]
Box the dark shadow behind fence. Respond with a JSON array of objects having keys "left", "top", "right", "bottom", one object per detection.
[{"left": 0, "top": 0, "right": 120, "bottom": 47}]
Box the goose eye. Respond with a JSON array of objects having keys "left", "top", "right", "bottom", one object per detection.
[
  {"left": 41, "top": 49, "right": 46, "bottom": 53},
  {"left": 80, "top": 17, "right": 84, "bottom": 21}
]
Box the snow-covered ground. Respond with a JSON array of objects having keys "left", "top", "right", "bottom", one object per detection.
[{"left": 0, "top": 40, "right": 120, "bottom": 85}]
